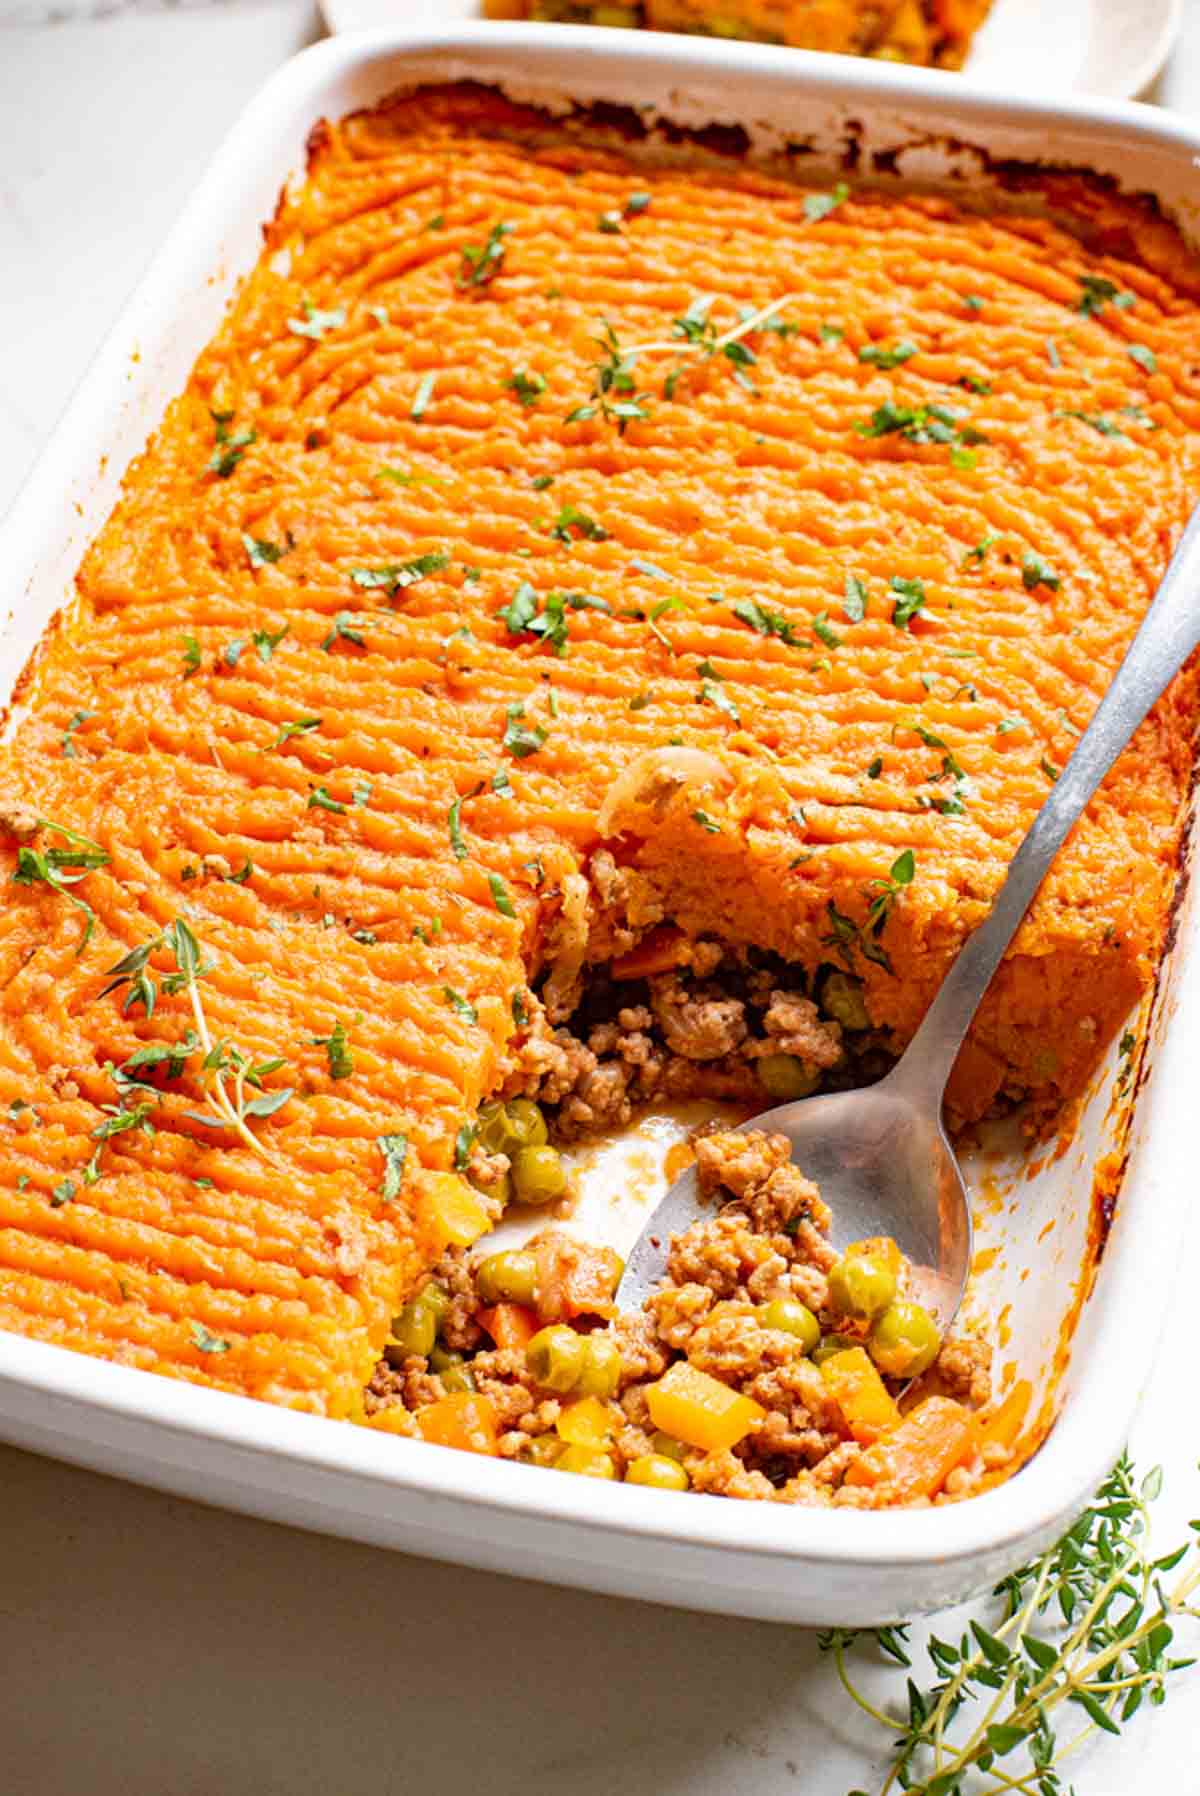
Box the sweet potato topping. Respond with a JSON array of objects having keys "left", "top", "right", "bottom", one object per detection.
[{"left": 0, "top": 85, "right": 1198, "bottom": 1417}]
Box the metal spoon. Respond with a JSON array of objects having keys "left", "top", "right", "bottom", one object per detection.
[{"left": 618, "top": 507, "right": 1200, "bottom": 1326}]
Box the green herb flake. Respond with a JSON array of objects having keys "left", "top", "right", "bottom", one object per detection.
[
  {"left": 732, "top": 598, "right": 803, "bottom": 645},
  {"left": 1040, "top": 755, "right": 1061, "bottom": 783},
  {"left": 447, "top": 795, "right": 469, "bottom": 862},
  {"left": 488, "top": 872, "right": 516, "bottom": 917},
  {"left": 411, "top": 372, "right": 436, "bottom": 420},
  {"left": 1128, "top": 343, "right": 1157, "bottom": 374},
  {"left": 191, "top": 1322, "right": 230, "bottom": 1354},
  {"left": 321, "top": 612, "right": 366, "bottom": 652},
  {"left": 443, "top": 987, "right": 479, "bottom": 1026},
  {"left": 502, "top": 701, "right": 547, "bottom": 760},
  {"left": 454, "top": 1120, "right": 476, "bottom": 1172},
  {"left": 61, "top": 709, "right": 95, "bottom": 759},
  {"left": 51, "top": 1177, "right": 76, "bottom": 1208},
  {"left": 866, "top": 756, "right": 883, "bottom": 779},
  {"left": 253, "top": 624, "right": 289, "bottom": 663},
  {"left": 377, "top": 1132, "right": 408, "bottom": 1202},
  {"left": 243, "top": 532, "right": 290, "bottom": 569},
  {"left": 207, "top": 410, "right": 256, "bottom": 479},
  {"left": 181, "top": 634, "right": 202, "bottom": 677},
  {"left": 964, "top": 535, "right": 996, "bottom": 566},
  {"left": 457, "top": 219, "right": 513, "bottom": 290},
  {"left": 508, "top": 369, "right": 547, "bottom": 408},
  {"left": 812, "top": 611, "right": 841, "bottom": 650},
  {"left": 699, "top": 679, "right": 739, "bottom": 723},
  {"left": 287, "top": 301, "right": 346, "bottom": 340},
  {"left": 857, "top": 340, "right": 917, "bottom": 369},
  {"left": 531, "top": 474, "right": 555, "bottom": 491},
  {"left": 1022, "top": 550, "right": 1061, "bottom": 593},
  {"left": 313, "top": 1019, "right": 354, "bottom": 1080},
  {"left": 350, "top": 550, "right": 449, "bottom": 598},
  {"left": 1076, "top": 273, "right": 1134, "bottom": 317},
  {"left": 889, "top": 576, "right": 927, "bottom": 630},
  {"left": 692, "top": 809, "right": 721, "bottom": 834},
  {"left": 842, "top": 574, "right": 868, "bottom": 624},
  {"left": 353, "top": 781, "right": 373, "bottom": 809},
  {"left": 307, "top": 786, "right": 346, "bottom": 815},
  {"left": 803, "top": 183, "right": 849, "bottom": 222},
  {"left": 271, "top": 716, "right": 321, "bottom": 751}
]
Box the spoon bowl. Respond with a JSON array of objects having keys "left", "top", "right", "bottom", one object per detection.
[
  {"left": 618, "top": 1072, "right": 971, "bottom": 1327},
  {"left": 617, "top": 503, "right": 1200, "bottom": 1325}
]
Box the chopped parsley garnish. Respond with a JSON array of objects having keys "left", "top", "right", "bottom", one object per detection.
[
  {"left": 1046, "top": 338, "right": 1062, "bottom": 368},
  {"left": 272, "top": 716, "right": 321, "bottom": 750},
  {"left": 512, "top": 991, "right": 529, "bottom": 1028},
  {"left": 207, "top": 410, "right": 255, "bottom": 478},
  {"left": 1128, "top": 343, "right": 1157, "bottom": 374},
  {"left": 1056, "top": 408, "right": 1127, "bottom": 438},
  {"left": 889, "top": 576, "right": 927, "bottom": 630},
  {"left": 353, "top": 782, "right": 372, "bottom": 809},
  {"left": 547, "top": 505, "right": 608, "bottom": 545},
  {"left": 531, "top": 474, "right": 555, "bottom": 491},
  {"left": 350, "top": 550, "right": 449, "bottom": 598},
  {"left": 287, "top": 301, "right": 346, "bottom": 340},
  {"left": 507, "top": 369, "right": 546, "bottom": 408},
  {"left": 963, "top": 536, "right": 996, "bottom": 565},
  {"left": 503, "top": 701, "right": 547, "bottom": 759},
  {"left": 843, "top": 575, "right": 868, "bottom": 624},
  {"left": 812, "top": 611, "right": 841, "bottom": 650},
  {"left": 12, "top": 818, "right": 109, "bottom": 953},
  {"left": 181, "top": 634, "right": 202, "bottom": 676},
  {"left": 963, "top": 294, "right": 984, "bottom": 313},
  {"left": 692, "top": 810, "right": 721, "bottom": 833},
  {"left": 61, "top": 710, "right": 94, "bottom": 759},
  {"left": 411, "top": 372, "right": 436, "bottom": 420},
  {"left": 855, "top": 401, "right": 986, "bottom": 460},
  {"left": 498, "top": 583, "right": 609, "bottom": 656},
  {"left": 625, "top": 191, "right": 651, "bottom": 216},
  {"left": 443, "top": 987, "right": 478, "bottom": 1025},
  {"left": 959, "top": 373, "right": 992, "bottom": 395},
  {"left": 454, "top": 1120, "right": 476, "bottom": 1171},
  {"left": 490, "top": 766, "right": 511, "bottom": 793},
  {"left": 307, "top": 787, "right": 346, "bottom": 814},
  {"left": 820, "top": 322, "right": 844, "bottom": 343},
  {"left": 1040, "top": 755, "right": 1061, "bottom": 783},
  {"left": 803, "top": 183, "right": 849, "bottom": 222},
  {"left": 597, "top": 209, "right": 622, "bottom": 235},
  {"left": 447, "top": 795, "right": 469, "bottom": 861},
  {"left": 731, "top": 598, "right": 803, "bottom": 645},
  {"left": 699, "top": 679, "right": 739, "bottom": 723},
  {"left": 242, "top": 532, "right": 291, "bottom": 569},
  {"left": 1076, "top": 274, "right": 1134, "bottom": 317},
  {"left": 457, "top": 220, "right": 513, "bottom": 290},
  {"left": 858, "top": 341, "right": 917, "bottom": 369},
  {"left": 222, "top": 640, "right": 245, "bottom": 669},
  {"left": 321, "top": 612, "right": 365, "bottom": 652},
  {"left": 191, "top": 1322, "right": 230, "bottom": 1354},
  {"left": 1022, "top": 550, "right": 1061, "bottom": 593},
  {"left": 313, "top": 1019, "right": 354, "bottom": 1080},
  {"left": 822, "top": 849, "right": 915, "bottom": 975},
  {"left": 253, "top": 624, "right": 289, "bottom": 663},
  {"left": 488, "top": 872, "right": 516, "bottom": 918},
  {"left": 866, "top": 756, "right": 883, "bottom": 779},
  {"left": 377, "top": 1132, "right": 408, "bottom": 1202},
  {"left": 51, "top": 1178, "right": 76, "bottom": 1208}
]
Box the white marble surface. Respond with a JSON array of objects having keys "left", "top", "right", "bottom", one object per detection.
[{"left": 4, "top": 9, "right": 1200, "bottom": 1793}]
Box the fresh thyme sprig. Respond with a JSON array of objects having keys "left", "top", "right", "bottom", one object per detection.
[
  {"left": 100, "top": 918, "right": 291, "bottom": 1158},
  {"left": 826, "top": 1455, "right": 1200, "bottom": 1796}
]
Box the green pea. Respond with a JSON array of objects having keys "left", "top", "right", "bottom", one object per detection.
[
  {"left": 822, "top": 970, "right": 871, "bottom": 1032},
  {"left": 505, "top": 1097, "right": 549, "bottom": 1151},
  {"left": 757, "top": 1052, "right": 820, "bottom": 1101},
  {"left": 390, "top": 1298, "right": 436, "bottom": 1359},
  {"left": 526, "top": 1324, "right": 585, "bottom": 1392},
  {"left": 438, "top": 1361, "right": 477, "bottom": 1394},
  {"left": 626, "top": 1454, "right": 689, "bottom": 1491},
  {"left": 512, "top": 1143, "right": 567, "bottom": 1207},
  {"left": 868, "top": 1301, "right": 941, "bottom": 1379},
  {"left": 757, "top": 1298, "right": 820, "bottom": 1354},
  {"left": 577, "top": 1333, "right": 622, "bottom": 1399},
  {"left": 827, "top": 1253, "right": 896, "bottom": 1321},
  {"left": 476, "top": 1249, "right": 538, "bottom": 1307},
  {"left": 651, "top": 1431, "right": 688, "bottom": 1463},
  {"left": 811, "top": 1332, "right": 861, "bottom": 1366},
  {"left": 418, "top": 1282, "right": 451, "bottom": 1331},
  {"left": 555, "top": 1444, "right": 617, "bottom": 1479}
]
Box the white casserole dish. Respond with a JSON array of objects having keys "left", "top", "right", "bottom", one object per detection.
[{"left": 2, "top": 23, "right": 1199, "bottom": 1626}]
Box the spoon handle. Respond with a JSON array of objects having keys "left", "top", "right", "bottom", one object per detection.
[{"left": 891, "top": 504, "right": 1200, "bottom": 1109}]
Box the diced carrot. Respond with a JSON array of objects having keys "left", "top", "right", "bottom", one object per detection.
[
  {"left": 477, "top": 1301, "right": 539, "bottom": 1352},
  {"left": 978, "top": 1379, "right": 1032, "bottom": 1452},
  {"left": 844, "top": 1396, "right": 982, "bottom": 1500},
  {"left": 534, "top": 1234, "right": 623, "bottom": 1321},
  {"left": 819, "top": 1346, "right": 902, "bottom": 1444},
  {"left": 364, "top": 1406, "right": 416, "bottom": 1438},
  {"left": 556, "top": 1395, "right": 618, "bottom": 1447},
  {"left": 416, "top": 1391, "right": 500, "bottom": 1456},
  {"left": 844, "top": 1236, "right": 903, "bottom": 1280},
  {"left": 610, "top": 925, "right": 689, "bottom": 981},
  {"left": 425, "top": 1172, "right": 494, "bottom": 1249},
  {"left": 645, "top": 1361, "right": 765, "bottom": 1453}
]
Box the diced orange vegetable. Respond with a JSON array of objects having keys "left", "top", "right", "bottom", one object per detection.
[
  {"left": 477, "top": 1301, "right": 539, "bottom": 1353},
  {"left": 610, "top": 925, "right": 689, "bottom": 981},
  {"left": 425, "top": 1172, "right": 494, "bottom": 1249},
  {"left": 844, "top": 1396, "right": 982, "bottom": 1500},
  {"left": 556, "top": 1395, "right": 618, "bottom": 1447},
  {"left": 364, "top": 1406, "right": 416, "bottom": 1437},
  {"left": 844, "top": 1236, "right": 903, "bottom": 1280},
  {"left": 645, "top": 1361, "right": 765, "bottom": 1453},
  {"left": 534, "top": 1234, "right": 623, "bottom": 1322},
  {"left": 416, "top": 1391, "right": 500, "bottom": 1456},
  {"left": 979, "top": 1380, "right": 1032, "bottom": 1452},
  {"left": 819, "top": 1346, "right": 902, "bottom": 1444}
]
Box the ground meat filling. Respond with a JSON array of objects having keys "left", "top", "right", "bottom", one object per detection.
[{"left": 370, "top": 1129, "right": 1000, "bottom": 1508}]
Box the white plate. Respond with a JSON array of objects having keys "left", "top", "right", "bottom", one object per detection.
[
  {"left": 3, "top": 24, "right": 1200, "bottom": 1625},
  {"left": 317, "top": 0, "right": 1184, "bottom": 100}
]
